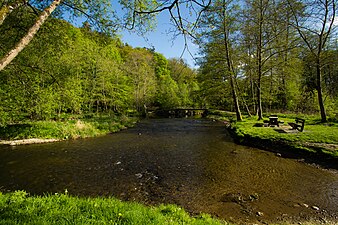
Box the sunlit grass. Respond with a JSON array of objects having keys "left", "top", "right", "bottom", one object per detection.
[
  {"left": 0, "top": 191, "right": 227, "bottom": 225},
  {"left": 208, "top": 110, "right": 338, "bottom": 157},
  {"left": 233, "top": 115, "right": 338, "bottom": 144}
]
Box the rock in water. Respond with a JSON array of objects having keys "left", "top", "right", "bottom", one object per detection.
[
  {"left": 312, "top": 206, "right": 320, "bottom": 211},
  {"left": 257, "top": 211, "right": 264, "bottom": 216}
]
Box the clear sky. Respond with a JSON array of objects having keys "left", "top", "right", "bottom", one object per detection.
[{"left": 118, "top": 11, "right": 199, "bottom": 68}]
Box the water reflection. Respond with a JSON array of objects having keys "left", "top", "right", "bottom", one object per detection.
[{"left": 0, "top": 118, "right": 337, "bottom": 224}]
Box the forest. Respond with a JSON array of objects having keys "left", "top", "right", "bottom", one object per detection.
[
  {"left": 0, "top": 6, "right": 200, "bottom": 126},
  {"left": 0, "top": 0, "right": 337, "bottom": 126}
]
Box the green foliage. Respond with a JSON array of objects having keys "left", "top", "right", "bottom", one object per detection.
[
  {"left": 156, "top": 75, "right": 181, "bottom": 109},
  {"left": 123, "top": 48, "right": 157, "bottom": 111},
  {"left": 0, "top": 9, "right": 198, "bottom": 125},
  {"left": 154, "top": 52, "right": 170, "bottom": 77},
  {"left": 0, "top": 191, "right": 227, "bottom": 225}
]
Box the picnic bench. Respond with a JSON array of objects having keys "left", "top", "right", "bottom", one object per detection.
[{"left": 288, "top": 118, "right": 305, "bottom": 132}]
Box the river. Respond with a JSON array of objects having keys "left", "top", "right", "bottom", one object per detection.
[{"left": 0, "top": 118, "right": 337, "bottom": 224}]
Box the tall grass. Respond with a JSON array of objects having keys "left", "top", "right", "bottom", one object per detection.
[{"left": 0, "top": 114, "right": 138, "bottom": 141}]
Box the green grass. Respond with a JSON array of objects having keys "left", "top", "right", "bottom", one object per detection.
[
  {"left": 0, "top": 191, "right": 227, "bottom": 225},
  {"left": 0, "top": 114, "right": 138, "bottom": 141},
  {"left": 233, "top": 117, "right": 338, "bottom": 143},
  {"left": 208, "top": 110, "right": 338, "bottom": 157}
]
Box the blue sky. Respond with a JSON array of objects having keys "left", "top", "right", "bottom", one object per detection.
[{"left": 118, "top": 11, "right": 199, "bottom": 68}]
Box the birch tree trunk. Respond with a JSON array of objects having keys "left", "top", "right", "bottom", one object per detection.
[
  {"left": 0, "top": 0, "right": 61, "bottom": 71},
  {"left": 256, "top": 0, "right": 264, "bottom": 121},
  {"left": 222, "top": 0, "right": 242, "bottom": 121}
]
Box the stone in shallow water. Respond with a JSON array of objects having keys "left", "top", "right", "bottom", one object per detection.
[
  {"left": 221, "top": 193, "right": 259, "bottom": 203},
  {"left": 135, "top": 173, "right": 143, "bottom": 179},
  {"left": 312, "top": 206, "right": 320, "bottom": 211},
  {"left": 302, "top": 203, "right": 309, "bottom": 208},
  {"left": 256, "top": 211, "right": 264, "bottom": 216}
]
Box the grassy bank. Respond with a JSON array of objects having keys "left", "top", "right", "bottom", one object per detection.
[
  {"left": 208, "top": 110, "right": 338, "bottom": 158},
  {"left": 0, "top": 191, "right": 226, "bottom": 225},
  {"left": 0, "top": 114, "right": 138, "bottom": 142}
]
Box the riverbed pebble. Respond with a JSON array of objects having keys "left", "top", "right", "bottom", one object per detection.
[
  {"left": 135, "top": 173, "right": 143, "bottom": 178},
  {"left": 312, "top": 206, "right": 320, "bottom": 210},
  {"left": 256, "top": 211, "right": 264, "bottom": 216}
]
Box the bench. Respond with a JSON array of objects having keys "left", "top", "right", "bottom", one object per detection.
[{"left": 288, "top": 118, "right": 305, "bottom": 132}]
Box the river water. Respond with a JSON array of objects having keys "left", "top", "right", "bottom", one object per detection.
[{"left": 0, "top": 118, "right": 338, "bottom": 224}]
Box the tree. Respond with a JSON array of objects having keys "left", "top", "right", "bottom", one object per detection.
[
  {"left": 0, "top": 0, "right": 62, "bottom": 71},
  {"left": 288, "top": 0, "right": 337, "bottom": 122},
  {"left": 0, "top": 0, "right": 212, "bottom": 72},
  {"left": 122, "top": 48, "right": 157, "bottom": 112},
  {"left": 242, "top": 0, "right": 300, "bottom": 119},
  {"left": 168, "top": 58, "right": 199, "bottom": 107},
  {"left": 196, "top": 0, "right": 242, "bottom": 120},
  {"left": 243, "top": 0, "right": 271, "bottom": 120}
]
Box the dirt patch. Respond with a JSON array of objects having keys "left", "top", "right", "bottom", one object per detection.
[{"left": 302, "top": 142, "right": 338, "bottom": 152}]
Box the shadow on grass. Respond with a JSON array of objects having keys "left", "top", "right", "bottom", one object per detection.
[{"left": 0, "top": 124, "right": 32, "bottom": 139}]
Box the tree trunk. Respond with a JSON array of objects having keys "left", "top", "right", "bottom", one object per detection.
[
  {"left": 249, "top": 66, "right": 256, "bottom": 113},
  {"left": 222, "top": 0, "right": 242, "bottom": 121},
  {"left": 281, "top": 16, "right": 290, "bottom": 111},
  {"left": 256, "top": 0, "right": 263, "bottom": 120},
  {"left": 0, "top": 0, "right": 61, "bottom": 71},
  {"left": 256, "top": 43, "right": 263, "bottom": 120},
  {"left": 230, "top": 74, "right": 242, "bottom": 121},
  {"left": 235, "top": 78, "right": 252, "bottom": 117},
  {"left": 316, "top": 60, "right": 327, "bottom": 122}
]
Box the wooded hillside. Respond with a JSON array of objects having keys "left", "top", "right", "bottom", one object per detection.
[{"left": 0, "top": 7, "right": 199, "bottom": 125}]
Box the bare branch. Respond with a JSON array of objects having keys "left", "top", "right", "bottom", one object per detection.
[{"left": 134, "top": 0, "right": 178, "bottom": 14}]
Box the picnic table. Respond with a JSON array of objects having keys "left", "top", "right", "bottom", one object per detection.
[
  {"left": 263, "top": 115, "right": 284, "bottom": 127},
  {"left": 268, "top": 116, "right": 279, "bottom": 127}
]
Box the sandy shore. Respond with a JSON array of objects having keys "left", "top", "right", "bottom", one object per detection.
[{"left": 0, "top": 138, "right": 60, "bottom": 146}]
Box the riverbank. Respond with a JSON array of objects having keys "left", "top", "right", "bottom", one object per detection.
[
  {"left": 1, "top": 191, "right": 336, "bottom": 225},
  {"left": 0, "top": 114, "right": 138, "bottom": 145},
  {"left": 0, "top": 191, "right": 225, "bottom": 225},
  {"left": 208, "top": 111, "right": 338, "bottom": 168},
  {"left": 1, "top": 118, "right": 338, "bottom": 225}
]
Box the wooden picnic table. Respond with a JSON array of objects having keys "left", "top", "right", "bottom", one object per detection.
[{"left": 268, "top": 115, "right": 279, "bottom": 127}]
